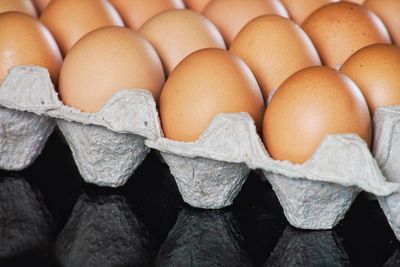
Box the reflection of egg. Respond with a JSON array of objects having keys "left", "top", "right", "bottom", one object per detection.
[
  {"left": 40, "top": 0, "right": 123, "bottom": 55},
  {"left": 0, "top": 0, "right": 37, "bottom": 17},
  {"left": 365, "top": 0, "right": 400, "bottom": 45},
  {"left": 59, "top": 26, "right": 165, "bottom": 113},
  {"left": 139, "top": 9, "right": 225, "bottom": 76},
  {"left": 202, "top": 0, "right": 288, "bottom": 46},
  {"left": 184, "top": 0, "right": 211, "bottom": 12},
  {"left": 0, "top": 12, "right": 62, "bottom": 84},
  {"left": 160, "top": 48, "right": 264, "bottom": 142},
  {"left": 280, "top": 0, "right": 338, "bottom": 24},
  {"left": 230, "top": 15, "right": 321, "bottom": 101},
  {"left": 263, "top": 66, "right": 371, "bottom": 164},
  {"left": 33, "top": 0, "right": 51, "bottom": 13},
  {"left": 108, "top": 0, "right": 184, "bottom": 30},
  {"left": 302, "top": 2, "right": 390, "bottom": 69},
  {"left": 340, "top": 44, "right": 400, "bottom": 114}
]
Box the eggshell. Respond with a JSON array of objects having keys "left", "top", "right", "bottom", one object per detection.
[
  {"left": 365, "top": 0, "right": 400, "bottom": 45},
  {"left": 340, "top": 44, "right": 400, "bottom": 114},
  {"left": 138, "top": 9, "right": 225, "bottom": 75},
  {"left": 280, "top": 0, "right": 338, "bottom": 24},
  {"left": 0, "top": 0, "right": 37, "bottom": 17},
  {"left": 59, "top": 26, "right": 165, "bottom": 113},
  {"left": 302, "top": 2, "right": 390, "bottom": 69},
  {"left": 347, "top": 0, "right": 365, "bottom": 4},
  {"left": 160, "top": 48, "right": 264, "bottom": 142},
  {"left": 0, "top": 12, "right": 62, "bottom": 84},
  {"left": 202, "top": 0, "right": 288, "bottom": 46},
  {"left": 108, "top": 0, "right": 184, "bottom": 30},
  {"left": 230, "top": 15, "right": 321, "bottom": 101},
  {"left": 263, "top": 66, "right": 371, "bottom": 164},
  {"left": 40, "top": 0, "right": 123, "bottom": 55},
  {"left": 184, "top": 0, "right": 211, "bottom": 12},
  {"left": 33, "top": 0, "right": 51, "bottom": 13}
]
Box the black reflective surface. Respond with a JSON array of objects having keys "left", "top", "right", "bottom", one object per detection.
[{"left": 0, "top": 132, "right": 399, "bottom": 267}]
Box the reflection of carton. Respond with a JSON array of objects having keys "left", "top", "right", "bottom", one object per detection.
[
  {"left": 0, "top": 66, "right": 399, "bottom": 233},
  {"left": 155, "top": 208, "right": 253, "bottom": 267},
  {"left": 55, "top": 193, "right": 152, "bottom": 267},
  {"left": 384, "top": 249, "right": 400, "bottom": 267},
  {"left": 265, "top": 226, "right": 350, "bottom": 266},
  {"left": 0, "top": 174, "right": 52, "bottom": 260}
]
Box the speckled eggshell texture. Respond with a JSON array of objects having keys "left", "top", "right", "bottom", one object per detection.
[
  {"left": 302, "top": 2, "right": 390, "bottom": 69},
  {"left": 230, "top": 15, "right": 321, "bottom": 101}
]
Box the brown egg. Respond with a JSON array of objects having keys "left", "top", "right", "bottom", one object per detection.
[
  {"left": 0, "top": 12, "right": 62, "bottom": 84},
  {"left": 347, "top": 0, "right": 365, "bottom": 4},
  {"left": 340, "top": 44, "right": 400, "bottom": 114},
  {"left": 230, "top": 15, "right": 321, "bottom": 102},
  {"left": 302, "top": 2, "right": 390, "bottom": 69},
  {"left": 365, "top": 0, "right": 400, "bottom": 45},
  {"left": 0, "top": 0, "right": 37, "bottom": 17},
  {"left": 108, "top": 0, "right": 184, "bottom": 30},
  {"left": 184, "top": 0, "right": 211, "bottom": 12},
  {"left": 59, "top": 26, "right": 165, "bottom": 113},
  {"left": 33, "top": 0, "right": 51, "bottom": 13},
  {"left": 202, "top": 0, "right": 288, "bottom": 46},
  {"left": 40, "top": 0, "right": 123, "bottom": 56},
  {"left": 160, "top": 48, "right": 264, "bottom": 142},
  {"left": 138, "top": 9, "right": 225, "bottom": 76},
  {"left": 280, "top": 0, "right": 338, "bottom": 24},
  {"left": 263, "top": 66, "right": 371, "bottom": 164}
]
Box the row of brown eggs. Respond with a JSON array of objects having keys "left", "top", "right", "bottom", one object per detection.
[{"left": 1, "top": 0, "right": 400, "bottom": 166}]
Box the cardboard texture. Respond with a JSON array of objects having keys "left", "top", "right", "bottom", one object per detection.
[
  {"left": 373, "top": 107, "right": 400, "bottom": 241},
  {"left": 1, "top": 66, "right": 399, "bottom": 231},
  {"left": 0, "top": 66, "right": 161, "bottom": 187}
]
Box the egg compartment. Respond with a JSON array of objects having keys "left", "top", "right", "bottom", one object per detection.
[
  {"left": 147, "top": 112, "right": 399, "bottom": 229},
  {"left": 372, "top": 107, "right": 400, "bottom": 241},
  {"left": 0, "top": 66, "right": 162, "bottom": 187},
  {"left": 0, "top": 67, "right": 56, "bottom": 171}
]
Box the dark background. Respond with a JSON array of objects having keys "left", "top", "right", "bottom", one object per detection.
[{"left": 0, "top": 131, "right": 399, "bottom": 267}]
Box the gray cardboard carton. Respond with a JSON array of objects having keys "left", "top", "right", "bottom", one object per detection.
[
  {"left": 373, "top": 107, "right": 400, "bottom": 240},
  {"left": 1, "top": 66, "right": 399, "bottom": 231},
  {"left": 0, "top": 66, "right": 162, "bottom": 187}
]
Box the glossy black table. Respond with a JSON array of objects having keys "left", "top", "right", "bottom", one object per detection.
[{"left": 0, "top": 132, "right": 399, "bottom": 267}]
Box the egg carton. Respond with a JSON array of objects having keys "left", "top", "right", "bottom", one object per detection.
[
  {"left": 0, "top": 66, "right": 162, "bottom": 187},
  {"left": 373, "top": 107, "right": 400, "bottom": 241},
  {"left": 1, "top": 66, "right": 399, "bottom": 232},
  {"left": 147, "top": 110, "right": 399, "bottom": 229}
]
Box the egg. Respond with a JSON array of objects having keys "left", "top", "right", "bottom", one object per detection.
[
  {"left": 280, "top": 0, "right": 338, "bottom": 24},
  {"left": 0, "top": 0, "right": 37, "bottom": 17},
  {"left": 59, "top": 26, "right": 165, "bottom": 113},
  {"left": 160, "top": 48, "right": 264, "bottom": 142},
  {"left": 202, "top": 0, "right": 288, "bottom": 46},
  {"left": 347, "top": 0, "right": 365, "bottom": 4},
  {"left": 40, "top": 0, "right": 123, "bottom": 56},
  {"left": 108, "top": 0, "right": 184, "bottom": 30},
  {"left": 138, "top": 9, "right": 225, "bottom": 76},
  {"left": 302, "top": 2, "right": 390, "bottom": 69},
  {"left": 0, "top": 12, "right": 62, "bottom": 84},
  {"left": 365, "top": 0, "right": 400, "bottom": 45},
  {"left": 340, "top": 44, "right": 400, "bottom": 115},
  {"left": 230, "top": 15, "right": 321, "bottom": 102},
  {"left": 33, "top": 0, "right": 51, "bottom": 13},
  {"left": 184, "top": 0, "right": 211, "bottom": 12},
  {"left": 263, "top": 66, "right": 371, "bottom": 164}
]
